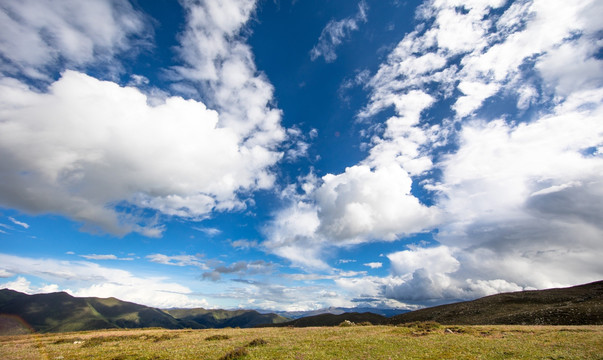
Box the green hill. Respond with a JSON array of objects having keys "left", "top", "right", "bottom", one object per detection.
[
  {"left": 164, "top": 308, "right": 289, "bottom": 328},
  {"left": 388, "top": 280, "right": 603, "bottom": 325}
]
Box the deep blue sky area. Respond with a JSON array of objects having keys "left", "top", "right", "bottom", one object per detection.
[{"left": 0, "top": 0, "right": 602, "bottom": 311}]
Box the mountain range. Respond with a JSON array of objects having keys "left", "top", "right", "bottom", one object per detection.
[
  {"left": 0, "top": 289, "right": 287, "bottom": 334},
  {"left": 268, "top": 307, "right": 409, "bottom": 319},
  {"left": 1, "top": 280, "right": 601, "bottom": 334}
]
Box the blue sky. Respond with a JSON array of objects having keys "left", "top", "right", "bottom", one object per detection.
[{"left": 0, "top": 0, "right": 602, "bottom": 311}]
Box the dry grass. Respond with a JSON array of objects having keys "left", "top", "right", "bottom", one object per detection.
[{"left": 0, "top": 325, "right": 601, "bottom": 359}]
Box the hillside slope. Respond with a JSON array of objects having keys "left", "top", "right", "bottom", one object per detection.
[
  {"left": 265, "top": 312, "right": 387, "bottom": 327},
  {"left": 388, "top": 280, "right": 603, "bottom": 325},
  {"left": 164, "top": 308, "right": 289, "bottom": 328}
]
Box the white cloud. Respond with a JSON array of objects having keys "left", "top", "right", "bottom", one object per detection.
[
  {"left": 453, "top": 81, "right": 500, "bottom": 118},
  {"left": 172, "top": 0, "right": 285, "bottom": 151},
  {"left": 310, "top": 1, "right": 368, "bottom": 63},
  {"left": 0, "top": 0, "right": 286, "bottom": 237},
  {"left": 0, "top": 254, "right": 209, "bottom": 308},
  {"left": 316, "top": 164, "right": 439, "bottom": 243},
  {"left": 193, "top": 226, "right": 222, "bottom": 237},
  {"left": 0, "top": 71, "right": 283, "bottom": 236},
  {"left": 147, "top": 254, "right": 207, "bottom": 269},
  {"left": 364, "top": 262, "right": 382, "bottom": 269},
  {"left": 0, "top": 0, "right": 150, "bottom": 80},
  {"left": 264, "top": 0, "right": 603, "bottom": 303},
  {"left": 388, "top": 246, "right": 459, "bottom": 276},
  {"left": 0, "top": 269, "right": 14, "bottom": 278},
  {"left": 439, "top": 89, "right": 603, "bottom": 233},
  {"left": 202, "top": 260, "right": 276, "bottom": 281},
  {"left": 0, "top": 276, "right": 61, "bottom": 294},
  {"left": 264, "top": 162, "right": 439, "bottom": 268},
  {"left": 230, "top": 239, "right": 258, "bottom": 250},
  {"left": 8, "top": 216, "right": 29, "bottom": 229},
  {"left": 262, "top": 200, "right": 327, "bottom": 269},
  {"left": 80, "top": 254, "right": 133, "bottom": 261},
  {"left": 536, "top": 37, "right": 603, "bottom": 96},
  {"left": 284, "top": 127, "right": 314, "bottom": 161},
  {"left": 80, "top": 254, "right": 117, "bottom": 260}
]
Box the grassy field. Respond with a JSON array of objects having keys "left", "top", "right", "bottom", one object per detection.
[{"left": 1, "top": 323, "right": 601, "bottom": 360}]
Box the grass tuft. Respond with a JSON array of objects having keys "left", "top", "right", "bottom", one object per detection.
[
  {"left": 397, "top": 321, "right": 441, "bottom": 336},
  {"left": 80, "top": 333, "right": 178, "bottom": 347},
  {"left": 205, "top": 334, "right": 230, "bottom": 341},
  {"left": 247, "top": 338, "right": 268, "bottom": 347},
  {"left": 52, "top": 337, "right": 83, "bottom": 344},
  {"left": 151, "top": 333, "right": 178, "bottom": 342},
  {"left": 219, "top": 346, "right": 248, "bottom": 360}
]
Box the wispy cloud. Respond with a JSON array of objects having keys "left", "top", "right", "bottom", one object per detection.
[
  {"left": 79, "top": 254, "right": 133, "bottom": 261},
  {"left": 146, "top": 254, "right": 207, "bottom": 269},
  {"left": 310, "top": 1, "right": 368, "bottom": 63},
  {"left": 0, "top": 0, "right": 151, "bottom": 81},
  {"left": 202, "top": 260, "right": 276, "bottom": 281},
  {"left": 364, "top": 262, "right": 382, "bottom": 269},
  {"left": 193, "top": 226, "right": 222, "bottom": 237},
  {"left": 230, "top": 239, "right": 258, "bottom": 250},
  {"left": 8, "top": 217, "right": 29, "bottom": 229}
]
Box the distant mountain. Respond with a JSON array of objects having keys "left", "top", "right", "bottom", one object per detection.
[
  {"left": 164, "top": 308, "right": 289, "bottom": 328},
  {"left": 388, "top": 280, "right": 603, "bottom": 325},
  {"left": 0, "top": 289, "right": 288, "bottom": 334},
  {"left": 0, "top": 289, "right": 181, "bottom": 334},
  {"left": 264, "top": 312, "right": 388, "bottom": 327},
  {"left": 270, "top": 307, "right": 410, "bottom": 319}
]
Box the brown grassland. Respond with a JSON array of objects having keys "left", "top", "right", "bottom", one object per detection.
[{"left": 1, "top": 324, "right": 602, "bottom": 360}]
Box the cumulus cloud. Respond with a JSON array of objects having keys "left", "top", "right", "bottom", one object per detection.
[
  {"left": 0, "top": 0, "right": 150, "bottom": 80},
  {"left": 263, "top": 200, "right": 327, "bottom": 269},
  {"left": 0, "top": 0, "right": 286, "bottom": 237},
  {"left": 0, "top": 71, "right": 282, "bottom": 235},
  {"left": 265, "top": 0, "right": 603, "bottom": 305},
  {"left": 0, "top": 276, "right": 60, "bottom": 294},
  {"left": 310, "top": 1, "right": 368, "bottom": 62},
  {"left": 0, "top": 253, "right": 209, "bottom": 308},
  {"left": 172, "top": 0, "right": 285, "bottom": 150},
  {"left": 316, "top": 164, "right": 439, "bottom": 243},
  {"left": 366, "top": 0, "right": 603, "bottom": 304}
]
